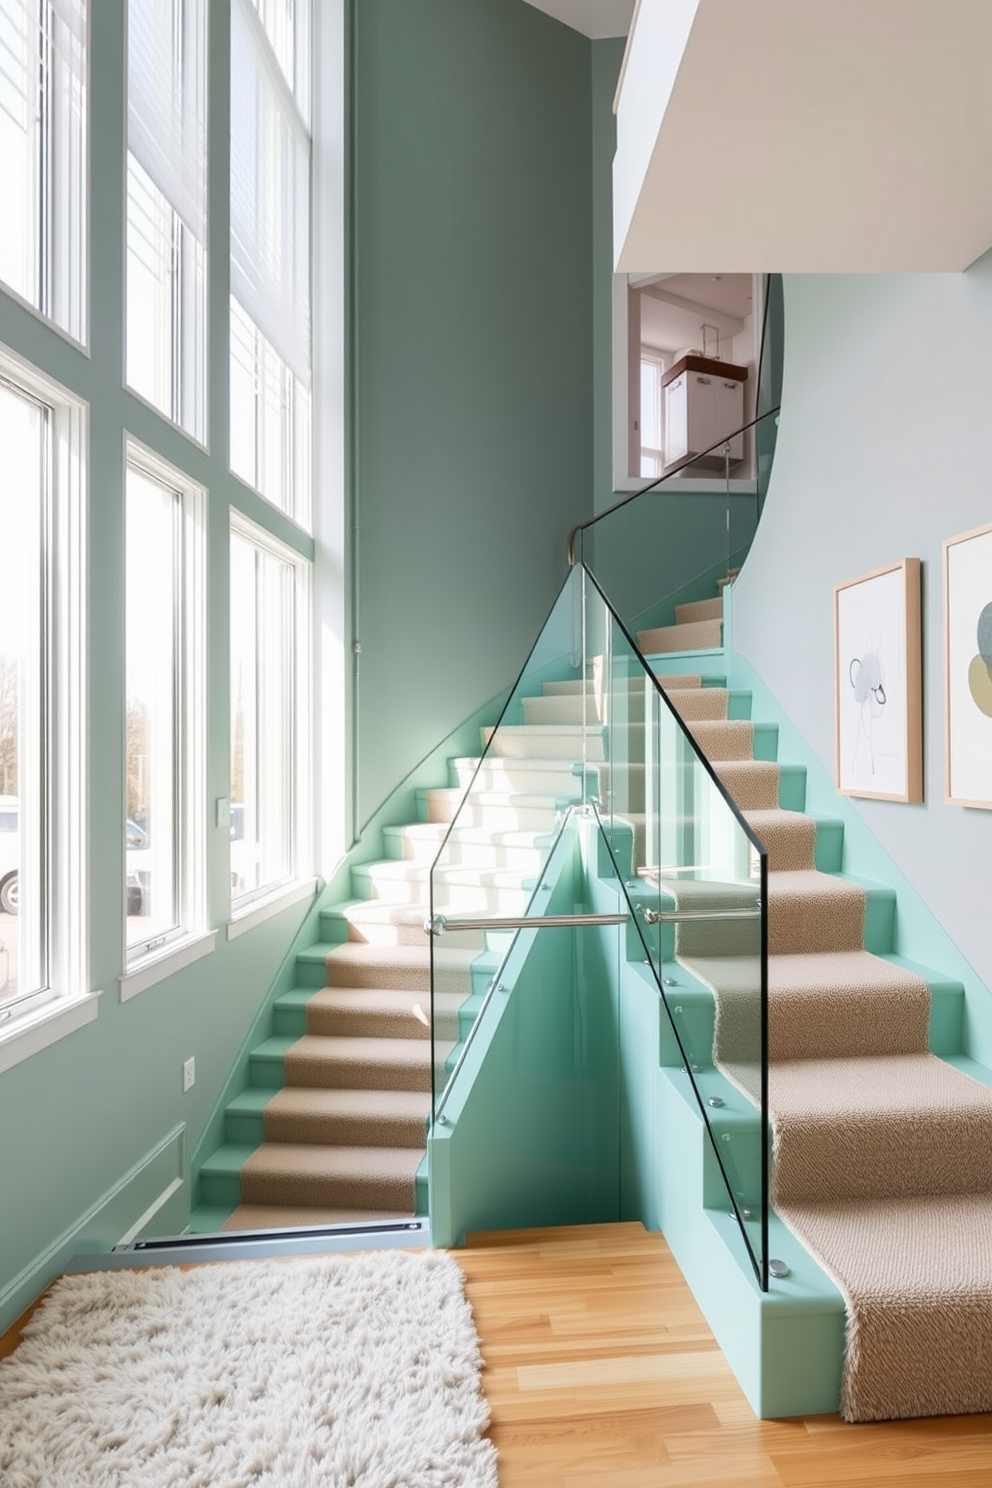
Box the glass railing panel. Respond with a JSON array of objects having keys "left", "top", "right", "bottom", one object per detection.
[
  {"left": 426, "top": 815, "right": 626, "bottom": 1244},
  {"left": 584, "top": 576, "right": 769, "bottom": 1285},
  {"left": 573, "top": 406, "right": 781, "bottom": 644},
  {"left": 429, "top": 570, "right": 589, "bottom": 1120},
  {"left": 755, "top": 275, "right": 783, "bottom": 518}
]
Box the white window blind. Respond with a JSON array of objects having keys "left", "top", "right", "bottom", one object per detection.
[
  {"left": 230, "top": 0, "right": 310, "bottom": 388},
  {"left": 0, "top": 0, "right": 87, "bottom": 338},
  {"left": 127, "top": 0, "right": 206, "bottom": 242}
]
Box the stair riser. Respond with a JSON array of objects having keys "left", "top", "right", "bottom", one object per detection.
[
  {"left": 352, "top": 867, "right": 532, "bottom": 913},
  {"left": 522, "top": 697, "right": 648, "bottom": 726},
  {"left": 285, "top": 1057, "right": 432, "bottom": 1093},
  {"left": 344, "top": 920, "right": 438, "bottom": 948},
  {"left": 241, "top": 1172, "right": 417, "bottom": 1211},
  {"left": 451, "top": 761, "right": 581, "bottom": 794},
  {"left": 638, "top": 618, "right": 723, "bottom": 654},
  {"left": 321, "top": 906, "right": 468, "bottom": 949},
  {"left": 425, "top": 796, "right": 559, "bottom": 830},
  {"left": 675, "top": 598, "right": 724, "bottom": 625},
  {"left": 385, "top": 838, "right": 550, "bottom": 870},
  {"left": 485, "top": 733, "right": 606, "bottom": 762},
  {"left": 305, "top": 1005, "right": 459, "bottom": 1042},
  {"left": 262, "top": 1110, "right": 428, "bottom": 1149},
  {"left": 200, "top": 1170, "right": 245, "bottom": 1208}
]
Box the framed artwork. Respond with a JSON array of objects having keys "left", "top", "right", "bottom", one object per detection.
[
  {"left": 944, "top": 521, "right": 992, "bottom": 808},
  {"left": 834, "top": 558, "right": 923, "bottom": 802}
]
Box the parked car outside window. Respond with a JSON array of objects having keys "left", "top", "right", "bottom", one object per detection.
[{"left": 0, "top": 800, "right": 152, "bottom": 916}]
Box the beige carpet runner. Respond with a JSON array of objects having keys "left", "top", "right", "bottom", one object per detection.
[
  {"left": 222, "top": 922, "right": 474, "bottom": 1232},
  {"left": 647, "top": 601, "right": 992, "bottom": 1422}
]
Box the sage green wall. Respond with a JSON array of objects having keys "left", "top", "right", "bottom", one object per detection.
[
  {"left": 592, "top": 38, "right": 626, "bottom": 505},
  {"left": 733, "top": 265, "right": 992, "bottom": 1001},
  {"left": 351, "top": 0, "right": 597, "bottom": 828}
]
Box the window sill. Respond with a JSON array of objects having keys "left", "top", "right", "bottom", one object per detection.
[
  {"left": 0, "top": 989, "right": 101, "bottom": 1075},
  {"left": 227, "top": 877, "right": 319, "bottom": 940},
  {"left": 119, "top": 930, "right": 218, "bottom": 1003}
]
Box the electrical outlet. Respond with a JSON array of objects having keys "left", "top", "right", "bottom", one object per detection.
[
  {"left": 215, "top": 797, "right": 230, "bottom": 829},
  {"left": 182, "top": 1057, "right": 195, "bottom": 1093}
]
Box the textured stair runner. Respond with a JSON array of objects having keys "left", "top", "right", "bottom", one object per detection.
[
  {"left": 654, "top": 600, "right": 992, "bottom": 1422},
  {"left": 221, "top": 704, "right": 587, "bottom": 1233}
]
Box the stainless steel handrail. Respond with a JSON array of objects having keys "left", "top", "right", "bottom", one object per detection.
[
  {"left": 426, "top": 912, "right": 628, "bottom": 936},
  {"left": 639, "top": 906, "right": 760, "bottom": 925}
]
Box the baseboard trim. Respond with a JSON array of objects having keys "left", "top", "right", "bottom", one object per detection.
[{"left": 0, "top": 1125, "right": 187, "bottom": 1335}]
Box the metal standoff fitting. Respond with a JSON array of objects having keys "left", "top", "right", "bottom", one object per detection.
[{"left": 768, "top": 1259, "right": 791, "bottom": 1279}]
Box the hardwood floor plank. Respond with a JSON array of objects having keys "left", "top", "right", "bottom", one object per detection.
[{"left": 456, "top": 1222, "right": 992, "bottom": 1488}]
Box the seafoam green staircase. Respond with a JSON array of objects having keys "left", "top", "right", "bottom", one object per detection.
[
  {"left": 585, "top": 593, "right": 981, "bottom": 1417},
  {"left": 190, "top": 719, "right": 587, "bottom": 1233}
]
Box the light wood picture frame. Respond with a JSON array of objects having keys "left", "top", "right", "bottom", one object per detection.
[
  {"left": 834, "top": 558, "right": 923, "bottom": 803},
  {"left": 944, "top": 521, "right": 992, "bottom": 809}
]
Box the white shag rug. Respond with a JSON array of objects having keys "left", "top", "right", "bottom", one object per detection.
[{"left": 0, "top": 1249, "right": 497, "bottom": 1488}]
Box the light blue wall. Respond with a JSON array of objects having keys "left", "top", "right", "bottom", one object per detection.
[
  {"left": 351, "top": 0, "right": 599, "bottom": 828},
  {"left": 733, "top": 264, "right": 992, "bottom": 997}
]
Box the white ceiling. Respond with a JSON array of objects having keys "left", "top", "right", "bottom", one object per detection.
[
  {"left": 614, "top": 0, "right": 992, "bottom": 273},
  {"left": 519, "top": 0, "right": 635, "bottom": 40},
  {"left": 639, "top": 273, "right": 751, "bottom": 354}
]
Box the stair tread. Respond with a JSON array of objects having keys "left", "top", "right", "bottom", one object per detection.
[
  {"left": 637, "top": 617, "right": 723, "bottom": 653},
  {"left": 242, "top": 1143, "right": 425, "bottom": 1179},
  {"left": 265, "top": 1086, "right": 431, "bottom": 1118}
]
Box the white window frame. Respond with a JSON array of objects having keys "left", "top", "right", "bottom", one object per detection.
[
  {"left": 0, "top": 0, "right": 89, "bottom": 345},
  {"left": 119, "top": 436, "right": 210, "bottom": 999},
  {"left": 124, "top": 0, "right": 208, "bottom": 443},
  {"left": 0, "top": 341, "right": 91, "bottom": 1071},
  {"left": 227, "top": 508, "right": 311, "bottom": 930},
  {"left": 229, "top": 0, "right": 312, "bottom": 529},
  {"left": 639, "top": 348, "right": 666, "bottom": 478}
]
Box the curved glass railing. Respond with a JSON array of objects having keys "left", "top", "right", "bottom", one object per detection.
[
  {"left": 427, "top": 562, "right": 770, "bottom": 1287},
  {"left": 570, "top": 404, "right": 780, "bottom": 648}
]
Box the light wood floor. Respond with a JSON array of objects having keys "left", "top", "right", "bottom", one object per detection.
[
  {"left": 456, "top": 1221, "right": 992, "bottom": 1488},
  {"left": 3, "top": 1220, "right": 991, "bottom": 1485}
]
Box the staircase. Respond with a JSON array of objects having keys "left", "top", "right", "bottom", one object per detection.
[
  {"left": 636, "top": 591, "right": 992, "bottom": 1423},
  {"left": 194, "top": 707, "right": 588, "bottom": 1232}
]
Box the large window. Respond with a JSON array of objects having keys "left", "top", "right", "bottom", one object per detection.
[
  {"left": 229, "top": 0, "right": 311, "bottom": 525},
  {"left": 639, "top": 352, "right": 665, "bottom": 478},
  {"left": 126, "top": 0, "right": 207, "bottom": 440},
  {"left": 0, "top": 356, "right": 85, "bottom": 1032},
  {"left": 0, "top": 0, "right": 325, "bottom": 1061},
  {"left": 124, "top": 450, "right": 205, "bottom": 966},
  {"left": 0, "top": 0, "right": 87, "bottom": 340},
  {"left": 229, "top": 518, "right": 309, "bottom": 911}
]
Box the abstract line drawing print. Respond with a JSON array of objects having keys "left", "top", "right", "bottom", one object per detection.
[
  {"left": 849, "top": 640, "right": 887, "bottom": 776},
  {"left": 835, "top": 559, "right": 922, "bottom": 803}
]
